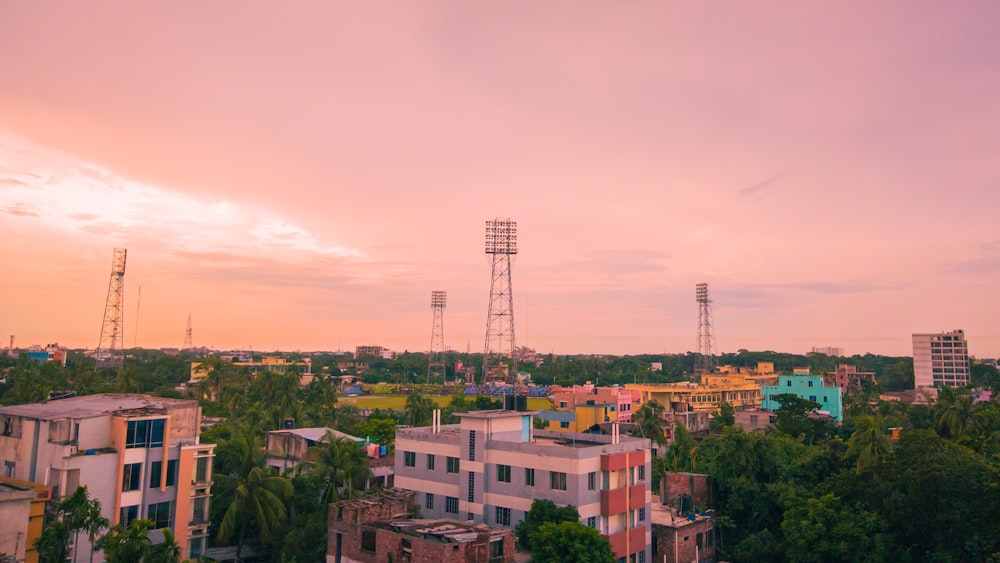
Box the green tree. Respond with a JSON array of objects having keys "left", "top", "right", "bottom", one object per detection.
[
  {"left": 353, "top": 418, "right": 397, "bottom": 450},
  {"left": 144, "top": 528, "right": 181, "bottom": 563},
  {"left": 631, "top": 400, "right": 668, "bottom": 447},
  {"left": 845, "top": 414, "right": 891, "bottom": 472},
  {"left": 404, "top": 392, "right": 434, "bottom": 426},
  {"left": 97, "top": 519, "right": 154, "bottom": 563},
  {"left": 58, "top": 485, "right": 92, "bottom": 563},
  {"left": 530, "top": 521, "right": 616, "bottom": 563},
  {"left": 34, "top": 519, "right": 71, "bottom": 563},
  {"left": 713, "top": 401, "right": 735, "bottom": 429},
  {"left": 515, "top": 499, "right": 581, "bottom": 551},
  {"left": 307, "top": 433, "right": 373, "bottom": 503},
  {"left": 933, "top": 387, "right": 978, "bottom": 439},
  {"left": 216, "top": 466, "right": 294, "bottom": 560},
  {"left": 664, "top": 422, "right": 696, "bottom": 472},
  {"left": 781, "top": 494, "right": 888, "bottom": 563}
]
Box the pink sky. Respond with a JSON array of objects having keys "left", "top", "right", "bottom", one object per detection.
[{"left": 2, "top": 2, "right": 999, "bottom": 357}]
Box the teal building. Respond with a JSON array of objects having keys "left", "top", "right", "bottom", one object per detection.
[{"left": 761, "top": 375, "right": 843, "bottom": 421}]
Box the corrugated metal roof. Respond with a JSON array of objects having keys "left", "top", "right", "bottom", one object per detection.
[{"left": 270, "top": 427, "right": 364, "bottom": 444}]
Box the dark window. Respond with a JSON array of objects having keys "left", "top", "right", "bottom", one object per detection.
[
  {"left": 403, "top": 451, "right": 415, "bottom": 467},
  {"left": 126, "top": 418, "right": 166, "bottom": 449},
  {"left": 149, "top": 419, "right": 165, "bottom": 447},
  {"left": 560, "top": 421, "right": 570, "bottom": 429},
  {"left": 468, "top": 431, "right": 476, "bottom": 461},
  {"left": 587, "top": 516, "right": 597, "bottom": 528},
  {"left": 550, "top": 471, "right": 567, "bottom": 491},
  {"left": 525, "top": 468, "right": 535, "bottom": 486},
  {"left": 808, "top": 381, "right": 814, "bottom": 388},
  {"left": 425, "top": 493, "right": 434, "bottom": 510},
  {"left": 638, "top": 507, "right": 646, "bottom": 521},
  {"left": 497, "top": 464, "right": 511, "bottom": 483},
  {"left": 638, "top": 465, "right": 646, "bottom": 481},
  {"left": 447, "top": 456, "right": 460, "bottom": 473},
  {"left": 122, "top": 463, "right": 141, "bottom": 492},
  {"left": 361, "top": 529, "right": 376, "bottom": 552},
  {"left": 427, "top": 454, "right": 435, "bottom": 470},
  {"left": 786, "top": 381, "right": 792, "bottom": 387},
  {"left": 495, "top": 506, "right": 511, "bottom": 526},
  {"left": 809, "top": 395, "right": 817, "bottom": 402},
  {"left": 120, "top": 505, "right": 138, "bottom": 527},
  {"left": 468, "top": 473, "right": 475, "bottom": 502},
  {"left": 149, "top": 461, "right": 162, "bottom": 488},
  {"left": 445, "top": 497, "right": 459, "bottom": 514},
  {"left": 588, "top": 472, "right": 596, "bottom": 490},
  {"left": 147, "top": 501, "right": 172, "bottom": 529},
  {"left": 166, "top": 459, "right": 177, "bottom": 486},
  {"left": 490, "top": 539, "right": 504, "bottom": 558}
]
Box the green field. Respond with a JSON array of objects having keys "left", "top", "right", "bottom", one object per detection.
[{"left": 339, "top": 395, "right": 552, "bottom": 411}]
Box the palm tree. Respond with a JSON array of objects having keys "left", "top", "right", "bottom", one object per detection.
[
  {"left": 631, "top": 400, "right": 668, "bottom": 448},
  {"left": 35, "top": 520, "right": 71, "bottom": 563},
  {"left": 308, "top": 433, "right": 374, "bottom": 503},
  {"left": 217, "top": 466, "right": 293, "bottom": 561},
  {"left": 404, "top": 392, "right": 434, "bottom": 427},
  {"left": 82, "top": 498, "right": 109, "bottom": 563},
  {"left": 934, "top": 388, "right": 978, "bottom": 439},
  {"left": 144, "top": 528, "right": 181, "bottom": 563},
  {"left": 846, "top": 414, "right": 891, "bottom": 472},
  {"left": 97, "top": 519, "right": 153, "bottom": 563}
]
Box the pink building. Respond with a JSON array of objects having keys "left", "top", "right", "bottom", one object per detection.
[{"left": 550, "top": 386, "right": 637, "bottom": 423}]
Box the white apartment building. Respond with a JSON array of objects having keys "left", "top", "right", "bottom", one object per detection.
[
  {"left": 0, "top": 394, "right": 215, "bottom": 561},
  {"left": 913, "top": 330, "right": 971, "bottom": 389},
  {"left": 395, "top": 410, "right": 652, "bottom": 563}
]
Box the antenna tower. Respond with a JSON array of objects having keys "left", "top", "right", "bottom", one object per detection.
[
  {"left": 96, "top": 248, "right": 127, "bottom": 372},
  {"left": 428, "top": 291, "right": 446, "bottom": 383},
  {"left": 483, "top": 218, "right": 517, "bottom": 385},
  {"left": 184, "top": 314, "right": 193, "bottom": 349},
  {"left": 695, "top": 282, "right": 716, "bottom": 374}
]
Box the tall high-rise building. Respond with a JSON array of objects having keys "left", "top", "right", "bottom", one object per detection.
[{"left": 912, "top": 330, "right": 970, "bottom": 389}]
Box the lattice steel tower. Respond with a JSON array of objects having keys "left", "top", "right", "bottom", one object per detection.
[
  {"left": 695, "top": 282, "right": 717, "bottom": 374},
  {"left": 428, "top": 291, "right": 447, "bottom": 383},
  {"left": 483, "top": 218, "right": 517, "bottom": 385},
  {"left": 96, "top": 248, "right": 127, "bottom": 371},
  {"left": 184, "top": 314, "right": 193, "bottom": 349}
]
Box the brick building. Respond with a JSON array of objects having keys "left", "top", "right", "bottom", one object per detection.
[{"left": 327, "top": 488, "right": 514, "bottom": 563}]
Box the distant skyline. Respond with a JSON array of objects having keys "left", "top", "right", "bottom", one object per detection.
[{"left": 2, "top": 3, "right": 999, "bottom": 357}]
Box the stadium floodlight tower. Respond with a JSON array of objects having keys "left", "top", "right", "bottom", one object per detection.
[
  {"left": 96, "top": 248, "right": 127, "bottom": 373},
  {"left": 483, "top": 218, "right": 518, "bottom": 386},
  {"left": 695, "top": 282, "right": 717, "bottom": 374},
  {"left": 428, "top": 291, "right": 447, "bottom": 384}
]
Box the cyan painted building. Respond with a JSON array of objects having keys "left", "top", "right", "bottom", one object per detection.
[{"left": 761, "top": 375, "right": 843, "bottom": 421}]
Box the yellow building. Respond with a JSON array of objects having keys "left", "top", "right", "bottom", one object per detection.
[
  {"left": 0, "top": 476, "right": 51, "bottom": 563},
  {"left": 626, "top": 376, "right": 762, "bottom": 413},
  {"left": 537, "top": 403, "right": 620, "bottom": 433}
]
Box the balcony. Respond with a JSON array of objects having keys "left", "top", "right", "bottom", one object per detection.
[
  {"left": 605, "top": 527, "right": 646, "bottom": 559},
  {"left": 601, "top": 484, "right": 646, "bottom": 515}
]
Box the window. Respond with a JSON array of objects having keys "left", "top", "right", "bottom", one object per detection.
[
  {"left": 823, "top": 396, "right": 828, "bottom": 402},
  {"left": 637, "top": 550, "right": 646, "bottom": 563},
  {"left": 560, "top": 421, "right": 570, "bottom": 429},
  {"left": 638, "top": 465, "right": 646, "bottom": 481},
  {"left": 588, "top": 472, "right": 596, "bottom": 491},
  {"left": 786, "top": 380, "right": 792, "bottom": 387},
  {"left": 468, "top": 473, "right": 475, "bottom": 502},
  {"left": 445, "top": 497, "right": 459, "bottom": 514},
  {"left": 149, "top": 460, "right": 176, "bottom": 488},
  {"left": 361, "top": 529, "right": 376, "bottom": 552},
  {"left": 559, "top": 401, "right": 568, "bottom": 408},
  {"left": 550, "top": 471, "right": 567, "bottom": 491},
  {"left": 425, "top": 493, "right": 434, "bottom": 510},
  {"left": 525, "top": 468, "right": 535, "bottom": 486},
  {"left": 809, "top": 395, "right": 817, "bottom": 403},
  {"left": 125, "top": 418, "right": 166, "bottom": 449},
  {"left": 404, "top": 451, "right": 416, "bottom": 467},
  {"left": 495, "top": 506, "right": 511, "bottom": 526},
  {"left": 587, "top": 516, "right": 597, "bottom": 528},
  {"left": 120, "top": 505, "right": 138, "bottom": 527},
  {"left": 490, "top": 539, "right": 504, "bottom": 558},
  {"left": 427, "top": 454, "right": 435, "bottom": 470},
  {"left": 147, "top": 501, "right": 173, "bottom": 529},
  {"left": 468, "top": 430, "right": 477, "bottom": 461},
  {"left": 122, "top": 463, "right": 141, "bottom": 492},
  {"left": 497, "top": 464, "right": 511, "bottom": 483},
  {"left": 808, "top": 380, "right": 814, "bottom": 387},
  {"left": 447, "top": 456, "right": 460, "bottom": 473},
  {"left": 166, "top": 460, "right": 177, "bottom": 486},
  {"left": 638, "top": 507, "right": 646, "bottom": 521}
]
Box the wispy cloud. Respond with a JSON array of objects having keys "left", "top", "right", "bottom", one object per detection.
[{"left": 737, "top": 171, "right": 785, "bottom": 198}]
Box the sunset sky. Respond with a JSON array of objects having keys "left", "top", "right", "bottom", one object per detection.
[{"left": 2, "top": 2, "right": 999, "bottom": 357}]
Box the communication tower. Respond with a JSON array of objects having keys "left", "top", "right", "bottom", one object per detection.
[
  {"left": 695, "top": 282, "right": 716, "bottom": 374},
  {"left": 428, "top": 291, "right": 446, "bottom": 383},
  {"left": 184, "top": 314, "right": 193, "bottom": 349},
  {"left": 483, "top": 218, "right": 517, "bottom": 385},
  {"left": 96, "top": 248, "right": 127, "bottom": 372}
]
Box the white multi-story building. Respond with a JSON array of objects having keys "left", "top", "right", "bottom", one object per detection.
[
  {"left": 913, "top": 330, "right": 971, "bottom": 389},
  {"left": 0, "top": 394, "right": 215, "bottom": 561},
  {"left": 395, "top": 409, "right": 652, "bottom": 562}
]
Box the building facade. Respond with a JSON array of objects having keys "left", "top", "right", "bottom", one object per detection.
[
  {"left": 824, "top": 364, "right": 876, "bottom": 395},
  {"left": 913, "top": 330, "right": 971, "bottom": 389},
  {"left": 760, "top": 375, "right": 843, "bottom": 421},
  {"left": 0, "top": 395, "right": 215, "bottom": 561},
  {"left": 394, "top": 410, "right": 652, "bottom": 562}
]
